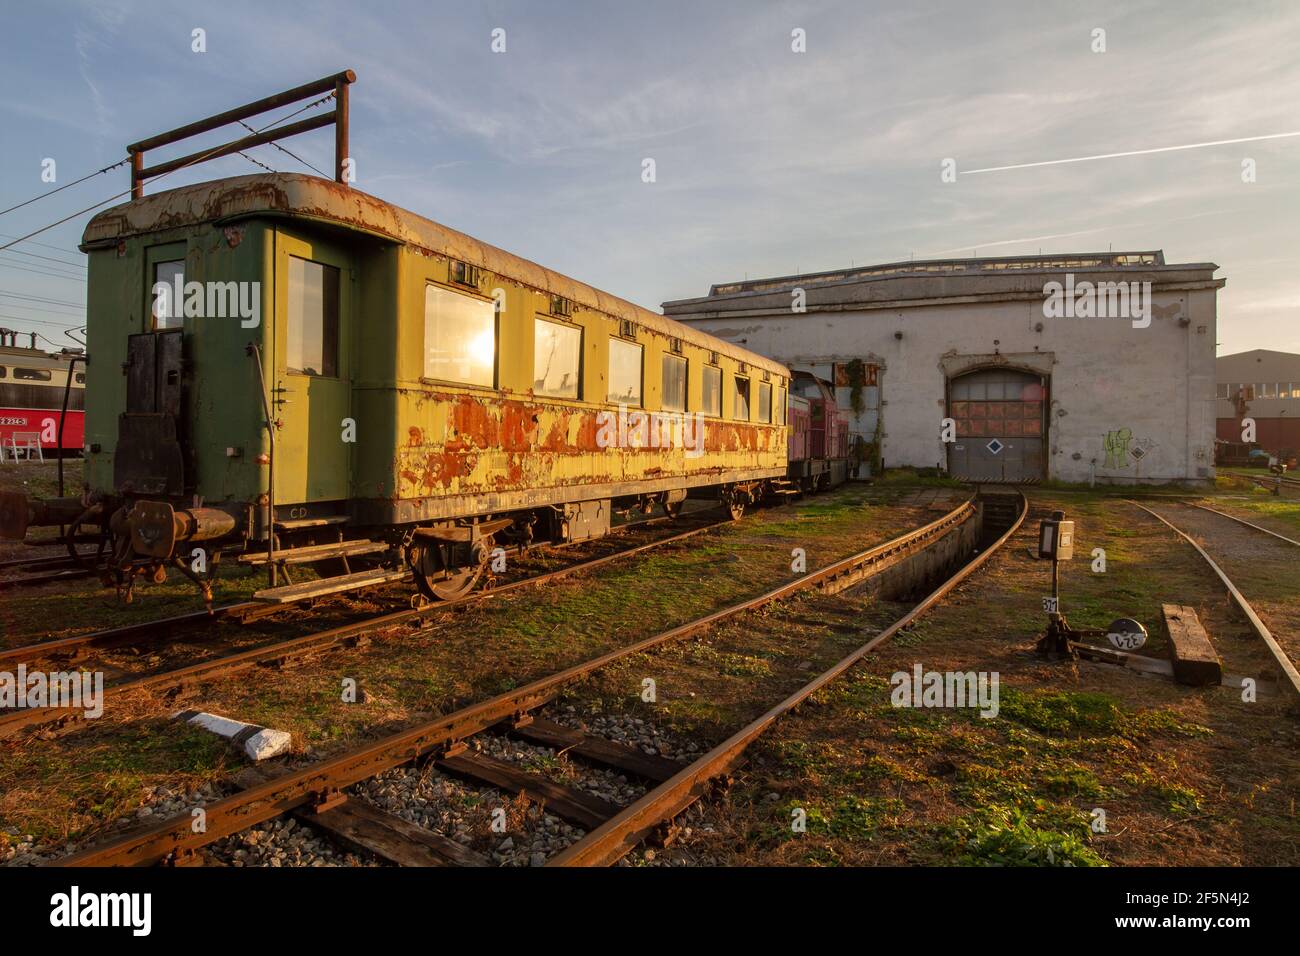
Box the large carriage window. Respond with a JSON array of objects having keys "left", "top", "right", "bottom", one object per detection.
[
  {"left": 776, "top": 386, "right": 787, "bottom": 425},
  {"left": 15, "top": 368, "right": 52, "bottom": 381},
  {"left": 425, "top": 284, "right": 495, "bottom": 386},
  {"left": 608, "top": 337, "right": 642, "bottom": 405},
  {"left": 662, "top": 354, "right": 686, "bottom": 413},
  {"left": 533, "top": 318, "right": 581, "bottom": 398},
  {"left": 152, "top": 259, "right": 185, "bottom": 330},
  {"left": 287, "top": 256, "right": 339, "bottom": 377},
  {"left": 733, "top": 376, "right": 750, "bottom": 420},
  {"left": 702, "top": 365, "right": 721, "bottom": 416},
  {"left": 756, "top": 381, "right": 772, "bottom": 423}
]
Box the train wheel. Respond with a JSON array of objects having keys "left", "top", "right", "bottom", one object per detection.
[
  {"left": 406, "top": 537, "right": 490, "bottom": 602},
  {"left": 663, "top": 500, "right": 684, "bottom": 520},
  {"left": 727, "top": 497, "right": 745, "bottom": 521}
]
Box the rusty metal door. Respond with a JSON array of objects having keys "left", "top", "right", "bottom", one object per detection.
[
  {"left": 115, "top": 330, "right": 185, "bottom": 495},
  {"left": 947, "top": 368, "right": 1045, "bottom": 482}
]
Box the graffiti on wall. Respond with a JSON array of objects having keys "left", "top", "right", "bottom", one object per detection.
[{"left": 1102, "top": 428, "right": 1158, "bottom": 469}]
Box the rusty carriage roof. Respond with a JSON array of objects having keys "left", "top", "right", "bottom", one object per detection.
[{"left": 81, "top": 172, "right": 789, "bottom": 378}]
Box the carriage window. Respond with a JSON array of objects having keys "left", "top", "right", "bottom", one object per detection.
[
  {"left": 608, "top": 337, "right": 642, "bottom": 405},
  {"left": 424, "top": 284, "right": 495, "bottom": 387},
  {"left": 733, "top": 376, "right": 750, "bottom": 420},
  {"left": 757, "top": 382, "right": 772, "bottom": 423},
  {"left": 0, "top": 367, "right": 6, "bottom": 378},
  {"left": 662, "top": 354, "right": 687, "bottom": 413},
  {"left": 15, "top": 368, "right": 52, "bottom": 381},
  {"left": 152, "top": 259, "right": 186, "bottom": 330},
  {"left": 702, "top": 365, "right": 721, "bottom": 416},
  {"left": 287, "top": 256, "right": 339, "bottom": 377},
  {"left": 534, "top": 318, "right": 581, "bottom": 399},
  {"left": 75, "top": 373, "right": 85, "bottom": 384},
  {"left": 776, "top": 386, "right": 787, "bottom": 425}
]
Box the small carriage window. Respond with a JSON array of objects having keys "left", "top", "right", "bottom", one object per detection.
[
  {"left": 733, "top": 376, "right": 750, "bottom": 420},
  {"left": 152, "top": 259, "right": 186, "bottom": 330},
  {"left": 75, "top": 373, "right": 85, "bottom": 384},
  {"left": 776, "top": 386, "right": 787, "bottom": 424},
  {"left": 0, "top": 367, "right": 7, "bottom": 378},
  {"left": 608, "top": 337, "right": 642, "bottom": 405},
  {"left": 534, "top": 318, "right": 581, "bottom": 399},
  {"left": 424, "top": 284, "right": 495, "bottom": 387},
  {"left": 702, "top": 365, "right": 721, "bottom": 416},
  {"left": 15, "top": 368, "right": 52, "bottom": 381},
  {"left": 662, "top": 354, "right": 686, "bottom": 413},
  {"left": 756, "top": 381, "right": 772, "bottom": 423},
  {"left": 287, "top": 256, "right": 340, "bottom": 377}
]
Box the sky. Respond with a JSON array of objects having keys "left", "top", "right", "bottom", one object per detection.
[{"left": 1, "top": 0, "right": 1298, "bottom": 355}]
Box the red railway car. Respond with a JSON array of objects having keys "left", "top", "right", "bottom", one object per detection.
[
  {"left": 786, "top": 370, "right": 851, "bottom": 491},
  {"left": 0, "top": 335, "right": 86, "bottom": 456}
]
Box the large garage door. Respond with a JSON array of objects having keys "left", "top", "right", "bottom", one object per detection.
[{"left": 948, "top": 368, "right": 1046, "bottom": 482}]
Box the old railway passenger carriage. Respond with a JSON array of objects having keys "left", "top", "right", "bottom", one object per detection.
[{"left": 0, "top": 172, "right": 790, "bottom": 602}]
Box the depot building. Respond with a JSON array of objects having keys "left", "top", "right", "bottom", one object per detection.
[{"left": 663, "top": 251, "right": 1223, "bottom": 485}]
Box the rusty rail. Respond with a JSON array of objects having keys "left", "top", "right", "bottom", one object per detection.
[
  {"left": 1, "top": 515, "right": 730, "bottom": 739},
  {"left": 1191, "top": 503, "right": 1300, "bottom": 548},
  {"left": 548, "top": 493, "right": 1025, "bottom": 866},
  {"left": 51, "top": 498, "right": 977, "bottom": 866},
  {"left": 0, "top": 511, "right": 702, "bottom": 672},
  {"left": 1131, "top": 502, "right": 1300, "bottom": 700}
]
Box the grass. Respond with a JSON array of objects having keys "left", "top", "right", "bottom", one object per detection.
[
  {"left": 1, "top": 484, "right": 945, "bottom": 849},
  {"left": 679, "top": 492, "right": 1300, "bottom": 867}
]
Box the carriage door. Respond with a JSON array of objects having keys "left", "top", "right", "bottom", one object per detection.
[
  {"left": 273, "top": 235, "right": 352, "bottom": 505},
  {"left": 948, "top": 368, "right": 1046, "bottom": 482}
]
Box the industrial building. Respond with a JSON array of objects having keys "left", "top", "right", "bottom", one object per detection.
[
  {"left": 1215, "top": 349, "right": 1300, "bottom": 456},
  {"left": 663, "top": 252, "right": 1223, "bottom": 486}
]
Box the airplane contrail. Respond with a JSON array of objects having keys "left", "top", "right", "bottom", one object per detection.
[{"left": 961, "top": 131, "right": 1300, "bottom": 175}]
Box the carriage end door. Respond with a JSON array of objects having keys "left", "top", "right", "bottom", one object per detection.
[{"left": 272, "top": 234, "right": 353, "bottom": 505}]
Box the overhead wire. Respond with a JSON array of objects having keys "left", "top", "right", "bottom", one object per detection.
[{"left": 0, "top": 91, "right": 335, "bottom": 254}]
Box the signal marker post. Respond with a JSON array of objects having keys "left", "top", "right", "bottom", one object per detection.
[{"left": 1035, "top": 510, "right": 1075, "bottom": 658}]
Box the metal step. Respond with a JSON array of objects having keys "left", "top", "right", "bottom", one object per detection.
[
  {"left": 252, "top": 567, "right": 412, "bottom": 603},
  {"left": 238, "top": 539, "right": 389, "bottom": 566}
]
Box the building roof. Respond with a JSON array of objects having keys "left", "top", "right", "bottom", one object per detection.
[
  {"left": 80, "top": 173, "right": 789, "bottom": 378},
  {"left": 663, "top": 251, "right": 1224, "bottom": 320},
  {"left": 703, "top": 251, "right": 1173, "bottom": 297},
  {"left": 1216, "top": 348, "right": 1300, "bottom": 374}
]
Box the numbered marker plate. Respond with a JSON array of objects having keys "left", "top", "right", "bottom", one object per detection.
[{"left": 1107, "top": 617, "right": 1147, "bottom": 651}]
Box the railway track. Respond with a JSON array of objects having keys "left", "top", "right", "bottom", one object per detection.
[
  {"left": 0, "top": 512, "right": 731, "bottom": 739},
  {"left": 0, "top": 549, "right": 103, "bottom": 591},
  {"left": 0, "top": 510, "right": 711, "bottom": 672},
  {"left": 45, "top": 492, "right": 1018, "bottom": 868},
  {"left": 1131, "top": 502, "right": 1300, "bottom": 702},
  {"left": 1190, "top": 503, "right": 1300, "bottom": 547},
  {"left": 1241, "top": 473, "right": 1300, "bottom": 497}
]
